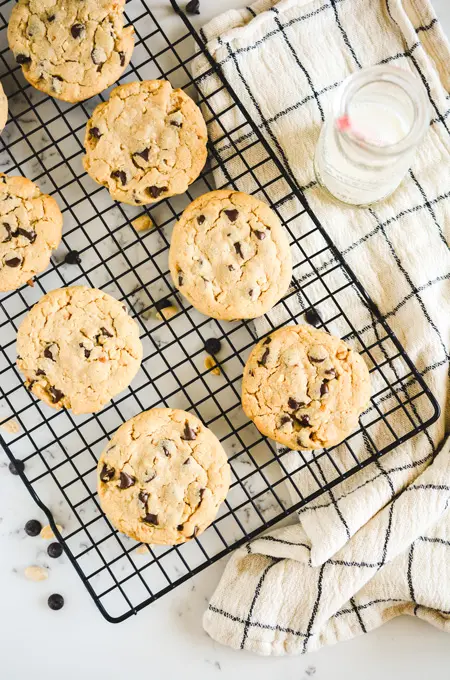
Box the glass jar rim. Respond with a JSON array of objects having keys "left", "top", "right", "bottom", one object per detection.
[{"left": 335, "top": 65, "right": 430, "bottom": 157}]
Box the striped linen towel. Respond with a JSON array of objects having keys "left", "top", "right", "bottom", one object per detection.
[{"left": 191, "top": 0, "right": 450, "bottom": 655}]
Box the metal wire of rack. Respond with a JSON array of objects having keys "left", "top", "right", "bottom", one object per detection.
[{"left": 0, "top": 0, "right": 439, "bottom": 622}]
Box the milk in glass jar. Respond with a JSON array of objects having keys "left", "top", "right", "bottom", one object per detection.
[{"left": 314, "top": 66, "right": 430, "bottom": 206}]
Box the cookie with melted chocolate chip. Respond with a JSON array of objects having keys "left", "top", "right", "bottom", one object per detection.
[
  {"left": 8, "top": 0, "right": 134, "bottom": 103},
  {"left": 97, "top": 408, "right": 230, "bottom": 545},
  {"left": 0, "top": 173, "right": 62, "bottom": 292},
  {"left": 169, "top": 190, "right": 292, "bottom": 320},
  {"left": 83, "top": 79, "right": 207, "bottom": 205},
  {"left": 242, "top": 325, "right": 371, "bottom": 450},
  {"left": 16, "top": 286, "right": 142, "bottom": 414}
]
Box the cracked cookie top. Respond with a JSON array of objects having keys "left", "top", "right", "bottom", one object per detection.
[
  {"left": 16, "top": 286, "right": 143, "bottom": 414},
  {"left": 8, "top": 0, "right": 134, "bottom": 103},
  {"left": 242, "top": 325, "right": 371, "bottom": 450},
  {"left": 83, "top": 79, "right": 208, "bottom": 205},
  {"left": 169, "top": 190, "right": 292, "bottom": 320},
  {"left": 0, "top": 173, "right": 62, "bottom": 292},
  {"left": 97, "top": 408, "right": 231, "bottom": 545}
]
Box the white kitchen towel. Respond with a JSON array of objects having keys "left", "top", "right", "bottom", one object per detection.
[{"left": 191, "top": 0, "right": 450, "bottom": 655}]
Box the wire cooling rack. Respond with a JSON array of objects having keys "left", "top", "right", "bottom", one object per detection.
[{"left": 0, "top": 0, "right": 440, "bottom": 622}]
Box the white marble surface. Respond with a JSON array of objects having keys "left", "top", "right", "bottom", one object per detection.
[{"left": 1, "top": 1, "right": 450, "bottom": 678}]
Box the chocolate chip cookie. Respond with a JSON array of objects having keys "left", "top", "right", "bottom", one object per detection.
[
  {"left": 0, "top": 173, "right": 62, "bottom": 292},
  {"left": 242, "top": 325, "right": 371, "bottom": 450},
  {"left": 16, "top": 286, "right": 143, "bottom": 414},
  {"left": 8, "top": 0, "right": 134, "bottom": 103},
  {"left": 0, "top": 82, "right": 8, "bottom": 133},
  {"left": 97, "top": 408, "right": 231, "bottom": 545},
  {"left": 83, "top": 79, "right": 208, "bottom": 205},
  {"left": 169, "top": 190, "right": 292, "bottom": 320}
]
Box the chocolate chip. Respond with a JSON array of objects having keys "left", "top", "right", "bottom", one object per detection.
[
  {"left": 100, "top": 326, "right": 113, "bottom": 338},
  {"left": 49, "top": 386, "right": 64, "bottom": 403},
  {"left": 197, "top": 215, "right": 205, "bottom": 225},
  {"left": 204, "top": 337, "right": 221, "bottom": 355},
  {"left": 186, "top": 0, "right": 200, "bottom": 14},
  {"left": 44, "top": 345, "right": 56, "bottom": 361},
  {"left": 248, "top": 289, "right": 254, "bottom": 297},
  {"left": 100, "top": 464, "right": 115, "bottom": 482},
  {"left": 48, "top": 594, "right": 64, "bottom": 611},
  {"left": 178, "top": 274, "right": 184, "bottom": 286},
  {"left": 162, "top": 443, "right": 171, "bottom": 457},
  {"left": 83, "top": 349, "right": 91, "bottom": 359},
  {"left": 191, "top": 526, "right": 199, "bottom": 539},
  {"left": 25, "top": 519, "right": 42, "bottom": 536},
  {"left": 248, "top": 369, "right": 254, "bottom": 377},
  {"left": 47, "top": 542, "right": 63, "bottom": 559},
  {"left": 258, "top": 347, "right": 270, "bottom": 366},
  {"left": 320, "top": 382, "right": 329, "bottom": 397},
  {"left": 142, "top": 513, "right": 158, "bottom": 525},
  {"left": 325, "top": 368, "right": 336, "bottom": 378},
  {"left": 48, "top": 14, "right": 55, "bottom": 22},
  {"left": 5, "top": 256, "right": 21, "bottom": 267},
  {"left": 13, "top": 227, "right": 36, "bottom": 243},
  {"left": 64, "top": 250, "right": 81, "bottom": 265},
  {"left": 111, "top": 170, "right": 127, "bottom": 186},
  {"left": 305, "top": 308, "right": 323, "bottom": 328},
  {"left": 36, "top": 369, "right": 45, "bottom": 376},
  {"left": 134, "top": 148, "right": 149, "bottom": 162},
  {"left": 146, "top": 186, "right": 167, "bottom": 199},
  {"left": 118, "top": 471, "right": 135, "bottom": 489},
  {"left": 16, "top": 54, "right": 31, "bottom": 65},
  {"left": 119, "top": 51, "right": 125, "bottom": 67},
  {"left": 91, "top": 49, "right": 104, "bottom": 65},
  {"left": 177, "top": 524, "right": 184, "bottom": 531},
  {"left": 1, "top": 223, "right": 11, "bottom": 242},
  {"left": 70, "top": 23, "right": 85, "bottom": 38},
  {"left": 263, "top": 336, "right": 272, "bottom": 345},
  {"left": 183, "top": 458, "right": 190, "bottom": 465},
  {"left": 155, "top": 298, "right": 172, "bottom": 312},
  {"left": 308, "top": 355, "right": 325, "bottom": 363},
  {"left": 228, "top": 264, "right": 235, "bottom": 271},
  {"left": 224, "top": 209, "right": 238, "bottom": 221},
  {"left": 288, "top": 397, "right": 303, "bottom": 410},
  {"left": 234, "top": 242, "right": 243, "bottom": 258},
  {"left": 279, "top": 415, "right": 292, "bottom": 425},
  {"left": 199, "top": 488, "right": 205, "bottom": 502},
  {"left": 89, "top": 127, "right": 102, "bottom": 140},
  {"left": 299, "top": 415, "right": 311, "bottom": 426},
  {"left": 182, "top": 421, "right": 197, "bottom": 441},
  {"left": 9, "top": 459, "right": 24, "bottom": 476},
  {"left": 138, "top": 491, "right": 149, "bottom": 505},
  {"left": 254, "top": 230, "right": 266, "bottom": 240}
]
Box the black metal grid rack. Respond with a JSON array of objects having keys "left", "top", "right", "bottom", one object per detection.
[{"left": 0, "top": 0, "right": 439, "bottom": 622}]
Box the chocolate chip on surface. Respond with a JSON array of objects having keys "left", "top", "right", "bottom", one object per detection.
[
  {"left": 64, "top": 250, "right": 81, "bottom": 265},
  {"left": 234, "top": 242, "right": 243, "bottom": 258},
  {"left": 186, "top": 0, "right": 200, "bottom": 14},
  {"left": 204, "top": 337, "right": 221, "bottom": 355},
  {"left": 49, "top": 386, "right": 64, "bottom": 403},
  {"left": 304, "top": 308, "right": 323, "bottom": 328},
  {"left": 89, "top": 126, "right": 102, "bottom": 139},
  {"left": 47, "top": 542, "right": 63, "bottom": 559},
  {"left": 297, "top": 414, "right": 311, "bottom": 427},
  {"left": 5, "top": 256, "right": 21, "bottom": 267},
  {"left": 134, "top": 148, "right": 149, "bottom": 162},
  {"left": 16, "top": 53, "right": 31, "bottom": 64},
  {"left": 48, "top": 593, "right": 64, "bottom": 611},
  {"left": 320, "top": 382, "right": 329, "bottom": 397},
  {"left": 138, "top": 491, "right": 149, "bottom": 505},
  {"left": 197, "top": 214, "right": 205, "bottom": 225},
  {"left": 111, "top": 170, "right": 127, "bottom": 186},
  {"left": 254, "top": 230, "right": 266, "bottom": 240},
  {"left": 288, "top": 397, "right": 304, "bottom": 409},
  {"left": 8, "top": 458, "right": 25, "bottom": 475},
  {"left": 24, "top": 519, "right": 42, "bottom": 537},
  {"left": 146, "top": 185, "right": 167, "bottom": 199},
  {"left": 258, "top": 347, "right": 270, "bottom": 366},
  {"left": 44, "top": 344, "right": 57, "bottom": 361}
]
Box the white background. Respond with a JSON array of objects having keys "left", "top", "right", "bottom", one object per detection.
[{"left": 1, "top": 1, "right": 449, "bottom": 678}]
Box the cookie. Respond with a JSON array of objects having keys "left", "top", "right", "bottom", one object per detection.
[
  {"left": 0, "top": 82, "right": 8, "bottom": 134},
  {"left": 97, "top": 408, "right": 231, "bottom": 545},
  {"left": 83, "top": 80, "right": 208, "bottom": 205},
  {"left": 168, "top": 190, "right": 292, "bottom": 320},
  {"left": 8, "top": 0, "right": 134, "bottom": 103},
  {"left": 16, "top": 286, "right": 143, "bottom": 414},
  {"left": 0, "top": 173, "right": 62, "bottom": 292},
  {"left": 242, "top": 325, "right": 371, "bottom": 450}
]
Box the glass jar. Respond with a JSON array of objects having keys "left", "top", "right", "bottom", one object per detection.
[{"left": 314, "top": 65, "right": 430, "bottom": 206}]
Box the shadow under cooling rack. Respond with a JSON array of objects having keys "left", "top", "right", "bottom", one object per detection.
[{"left": 0, "top": 0, "right": 440, "bottom": 622}]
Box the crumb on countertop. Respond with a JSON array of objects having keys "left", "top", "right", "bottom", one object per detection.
[
  {"left": 205, "top": 356, "right": 221, "bottom": 375},
  {"left": 132, "top": 214, "right": 154, "bottom": 232}
]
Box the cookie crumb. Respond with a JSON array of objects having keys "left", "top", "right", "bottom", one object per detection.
[
  {"left": 205, "top": 356, "right": 220, "bottom": 375},
  {"left": 156, "top": 305, "right": 177, "bottom": 321},
  {"left": 0, "top": 419, "right": 21, "bottom": 434},
  {"left": 132, "top": 214, "right": 154, "bottom": 232},
  {"left": 136, "top": 544, "right": 149, "bottom": 555},
  {"left": 24, "top": 565, "right": 49, "bottom": 582},
  {"left": 40, "top": 524, "right": 63, "bottom": 540},
  {"left": 26, "top": 278, "right": 34, "bottom": 287}
]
